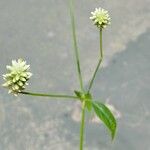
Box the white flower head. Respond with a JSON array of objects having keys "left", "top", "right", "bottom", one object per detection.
[
  {"left": 90, "top": 8, "right": 111, "bottom": 29},
  {"left": 2, "top": 59, "right": 32, "bottom": 96}
]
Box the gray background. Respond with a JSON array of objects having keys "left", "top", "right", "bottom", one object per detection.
[{"left": 0, "top": 0, "right": 150, "bottom": 149}]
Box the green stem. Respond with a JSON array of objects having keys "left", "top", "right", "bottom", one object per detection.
[
  {"left": 68, "top": 0, "right": 84, "bottom": 92},
  {"left": 20, "top": 91, "right": 78, "bottom": 100},
  {"left": 87, "top": 28, "right": 103, "bottom": 93},
  {"left": 80, "top": 101, "right": 86, "bottom": 150}
]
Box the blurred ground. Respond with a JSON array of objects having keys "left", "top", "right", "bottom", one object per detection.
[{"left": 0, "top": 0, "right": 150, "bottom": 149}]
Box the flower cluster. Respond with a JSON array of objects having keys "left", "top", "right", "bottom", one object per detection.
[
  {"left": 90, "top": 8, "right": 111, "bottom": 29},
  {"left": 2, "top": 59, "right": 32, "bottom": 96}
]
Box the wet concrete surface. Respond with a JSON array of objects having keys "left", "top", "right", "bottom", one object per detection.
[{"left": 0, "top": 0, "right": 150, "bottom": 149}]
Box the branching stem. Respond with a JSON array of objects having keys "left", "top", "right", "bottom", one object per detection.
[
  {"left": 20, "top": 91, "right": 78, "bottom": 100},
  {"left": 69, "top": 0, "right": 84, "bottom": 92}
]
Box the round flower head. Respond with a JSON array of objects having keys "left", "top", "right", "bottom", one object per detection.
[
  {"left": 2, "top": 59, "right": 32, "bottom": 96},
  {"left": 90, "top": 8, "right": 111, "bottom": 29}
]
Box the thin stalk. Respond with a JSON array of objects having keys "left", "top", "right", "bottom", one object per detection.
[
  {"left": 68, "top": 0, "right": 84, "bottom": 92},
  {"left": 87, "top": 28, "right": 103, "bottom": 92},
  {"left": 80, "top": 101, "right": 86, "bottom": 150},
  {"left": 20, "top": 91, "right": 78, "bottom": 100}
]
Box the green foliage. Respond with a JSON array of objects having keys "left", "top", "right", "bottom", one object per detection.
[
  {"left": 85, "top": 98, "right": 92, "bottom": 112},
  {"left": 74, "top": 90, "right": 83, "bottom": 100},
  {"left": 74, "top": 91, "right": 93, "bottom": 112},
  {"left": 92, "top": 101, "right": 117, "bottom": 139},
  {"left": 84, "top": 93, "right": 92, "bottom": 112},
  {"left": 74, "top": 91, "right": 117, "bottom": 139}
]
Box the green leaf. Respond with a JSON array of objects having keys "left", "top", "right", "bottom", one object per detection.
[
  {"left": 74, "top": 90, "right": 83, "bottom": 100},
  {"left": 85, "top": 100, "right": 92, "bottom": 112},
  {"left": 92, "top": 101, "right": 117, "bottom": 139},
  {"left": 85, "top": 93, "right": 92, "bottom": 100},
  {"left": 84, "top": 93, "right": 92, "bottom": 112}
]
